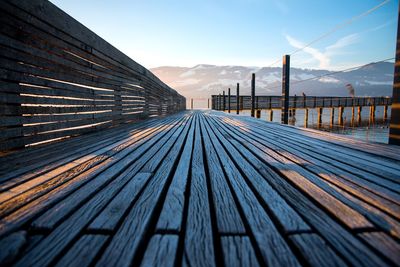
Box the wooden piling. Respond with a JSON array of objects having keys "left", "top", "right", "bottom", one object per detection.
[
  {"left": 358, "top": 106, "right": 362, "bottom": 124},
  {"left": 304, "top": 108, "right": 309, "bottom": 128},
  {"left": 218, "top": 94, "right": 221, "bottom": 110},
  {"left": 338, "top": 106, "right": 344, "bottom": 125},
  {"left": 330, "top": 108, "right": 335, "bottom": 127},
  {"left": 208, "top": 98, "right": 210, "bottom": 109},
  {"left": 269, "top": 110, "right": 274, "bottom": 122},
  {"left": 281, "top": 55, "right": 290, "bottom": 124},
  {"left": 191, "top": 98, "right": 193, "bottom": 110},
  {"left": 251, "top": 73, "right": 255, "bottom": 117},
  {"left": 236, "top": 83, "right": 240, "bottom": 115},
  {"left": 370, "top": 105, "right": 375, "bottom": 123},
  {"left": 317, "top": 107, "right": 323, "bottom": 128},
  {"left": 351, "top": 106, "right": 355, "bottom": 126},
  {"left": 256, "top": 109, "right": 261, "bottom": 118},
  {"left": 228, "top": 88, "right": 231, "bottom": 113}
]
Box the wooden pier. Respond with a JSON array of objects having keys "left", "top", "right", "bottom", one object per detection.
[
  {"left": 0, "top": 110, "right": 400, "bottom": 266},
  {"left": 1, "top": 1, "right": 400, "bottom": 266}
]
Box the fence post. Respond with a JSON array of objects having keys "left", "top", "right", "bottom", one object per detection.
[
  {"left": 251, "top": 73, "right": 255, "bottom": 117},
  {"left": 281, "top": 55, "right": 290, "bottom": 124},
  {"left": 223, "top": 91, "right": 226, "bottom": 111},
  {"left": 236, "top": 83, "right": 240, "bottom": 114},
  {"left": 228, "top": 88, "right": 231, "bottom": 113}
]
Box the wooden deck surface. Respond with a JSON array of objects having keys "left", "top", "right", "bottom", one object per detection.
[{"left": 0, "top": 110, "right": 399, "bottom": 267}]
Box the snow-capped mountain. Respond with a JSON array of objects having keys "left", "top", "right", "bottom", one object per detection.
[{"left": 150, "top": 62, "right": 394, "bottom": 103}]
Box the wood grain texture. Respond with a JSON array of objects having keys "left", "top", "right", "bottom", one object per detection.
[{"left": 0, "top": 110, "right": 398, "bottom": 266}]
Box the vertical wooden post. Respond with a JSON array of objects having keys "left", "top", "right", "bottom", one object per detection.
[
  {"left": 228, "top": 88, "right": 231, "bottom": 113},
  {"left": 269, "top": 110, "right": 274, "bottom": 122},
  {"left": 223, "top": 91, "right": 226, "bottom": 111},
  {"left": 208, "top": 98, "right": 210, "bottom": 109},
  {"left": 358, "top": 106, "right": 362, "bottom": 124},
  {"left": 256, "top": 109, "right": 261, "bottom": 118},
  {"left": 390, "top": 8, "right": 400, "bottom": 145},
  {"left": 236, "top": 83, "right": 240, "bottom": 115},
  {"left": 338, "top": 106, "right": 344, "bottom": 125},
  {"left": 369, "top": 105, "right": 375, "bottom": 124},
  {"left": 304, "top": 108, "right": 309, "bottom": 128},
  {"left": 384, "top": 105, "right": 388, "bottom": 121},
  {"left": 251, "top": 73, "right": 255, "bottom": 117},
  {"left": 281, "top": 55, "right": 290, "bottom": 124},
  {"left": 330, "top": 108, "right": 335, "bottom": 127},
  {"left": 317, "top": 107, "right": 323, "bottom": 128},
  {"left": 218, "top": 94, "right": 221, "bottom": 110},
  {"left": 293, "top": 95, "right": 297, "bottom": 117},
  {"left": 351, "top": 106, "right": 355, "bottom": 126},
  {"left": 191, "top": 98, "right": 193, "bottom": 110}
]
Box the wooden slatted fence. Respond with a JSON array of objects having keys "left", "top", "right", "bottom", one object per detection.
[{"left": 0, "top": 0, "right": 185, "bottom": 151}]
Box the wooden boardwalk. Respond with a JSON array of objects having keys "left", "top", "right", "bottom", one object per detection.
[{"left": 0, "top": 111, "right": 399, "bottom": 267}]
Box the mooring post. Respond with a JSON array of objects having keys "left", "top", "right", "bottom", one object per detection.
[
  {"left": 223, "top": 90, "right": 226, "bottom": 111},
  {"left": 251, "top": 73, "right": 255, "bottom": 117},
  {"left": 228, "top": 88, "right": 231, "bottom": 113},
  {"left": 389, "top": 5, "right": 399, "bottom": 146},
  {"left": 281, "top": 55, "right": 290, "bottom": 124},
  {"left": 236, "top": 83, "right": 240, "bottom": 114}
]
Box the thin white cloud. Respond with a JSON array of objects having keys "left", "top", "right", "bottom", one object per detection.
[
  {"left": 285, "top": 35, "right": 330, "bottom": 68},
  {"left": 285, "top": 33, "right": 360, "bottom": 69}
]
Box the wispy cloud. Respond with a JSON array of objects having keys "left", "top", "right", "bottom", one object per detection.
[{"left": 285, "top": 33, "right": 360, "bottom": 69}]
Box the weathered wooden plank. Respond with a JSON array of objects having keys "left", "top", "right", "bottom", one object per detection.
[
  {"left": 94, "top": 115, "right": 193, "bottom": 267},
  {"left": 88, "top": 172, "right": 152, "bottom": 232},
  {"left": 140, "top": 234, "right": 178, "bottom": 267},
  {"left": 199, "top": 116, "right": 246, "bottom": 234},
  {"left": 155, "top": 115, "right": 195, "bottom": 232},
  {"left": 55, "top": 235, "right": 108, "bottom": 267},
  {"left": 201, "top": 115, "right": 301, "bottom": 266},
  {"left": 201, "top": 115, "right": 311, "bottom": 235},
  {"left": 181, "top": 116, "right": 216, "bottom": 267},
  {"left": 206, "top": 112, "right": 389, "bottom": 266},
  {"left": 0, "top": 117, "right": 182, "bottom": 238},
  {"left": 289, "top": 233, "right": 347, "bottom": 267},
  {"left": 0, "top": 231, "right": 26, "bottom": 266},
  {"left": 220, "top": 236, "right": 260, "bottom": 267},
  {"left": 219, "top": 117, "right": 400, "bottom": 219},
  {"left": 209, "top": 115, "right": 374, "bottom": 230},
  {"left": 30, "top": 117, "right": 184, "bottom": 231},
  {"left": 359, "top": 232, "right": 400, "bottom": 265}
]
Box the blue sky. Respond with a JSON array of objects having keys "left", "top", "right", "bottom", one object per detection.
[{"left": 51, "top": 0, "right": 398, "bottom": 70}]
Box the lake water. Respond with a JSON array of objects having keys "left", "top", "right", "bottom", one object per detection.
[{"left": 233, "top": 106, "right": 391, "bottom": 144}]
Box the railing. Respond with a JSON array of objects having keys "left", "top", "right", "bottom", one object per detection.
[
  {"left": 0, "top": 0, "right": 185, "bottom": 151},
  {"left": 211, "top": 95, "right": 392, "bottom": 110}
]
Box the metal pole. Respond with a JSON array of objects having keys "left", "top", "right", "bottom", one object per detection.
[
  {"left": 281, "top": 55, "right": 290, "bottom": 124},
  {"left": 251, "top": 73, "right": 255, "bottom": 117}
]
